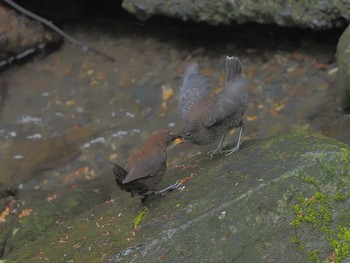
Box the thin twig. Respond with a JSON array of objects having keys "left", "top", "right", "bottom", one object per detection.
[{"left": 3, "top": 0, "right": 115, "bottom": 61}]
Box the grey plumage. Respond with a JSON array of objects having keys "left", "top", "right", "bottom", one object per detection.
[
  {"left": 179, "top": 62, "right": 210, "bottom": 119},
  {"left": 178, "top": 56, "right": 248, "bottom": 157}
]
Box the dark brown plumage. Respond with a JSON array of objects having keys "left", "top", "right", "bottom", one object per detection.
[
  {"left": 112, "top": 129, "right": 180, "bottom": 202},
  {"left": 178, "top": 56, "right": 248, "bottom": 157}
]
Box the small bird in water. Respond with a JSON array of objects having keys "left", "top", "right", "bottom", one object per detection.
[
  {"left": 112, "top": 129, "right": 180, "bottom": 202},
  {"left": 178, "top": 56, "right": 248, "bottom": 157}
]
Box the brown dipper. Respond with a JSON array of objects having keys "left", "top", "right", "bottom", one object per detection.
[
  {"left": 178, "top": 56, "right": 248, "bottom": 157},
  {"left": 112, "top": 129, "right": 180, "bottom": 202}
]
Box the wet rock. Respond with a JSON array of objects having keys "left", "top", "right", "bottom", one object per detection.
[
  {"left": 5, "top": 132, "right": 350, "bottom": 262},
  {"left": 0, "top": 178, "right": 115, "bottom": 258},
  {"left": 336, "top": 25, "right": 350, "bottom": 113},
  {"left": 122, "top": 0, "right": 350, "bottom": 29}
]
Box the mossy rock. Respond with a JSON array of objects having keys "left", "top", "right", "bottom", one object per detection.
[
  {"left": 0, "top": 181, "right": 114, "bottom": 258},
  {"left": 5, "top": 132, "right": 350, "bottom": 262}
]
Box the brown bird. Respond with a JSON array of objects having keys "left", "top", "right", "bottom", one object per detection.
[
  {"left": 178, "top": 56, "right": 248, "bottom": 157},
  {"left": 112, "top": 129, "right": 180, "bottom": 202}
]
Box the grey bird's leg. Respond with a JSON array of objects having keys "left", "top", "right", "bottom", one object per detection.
[
  {"left": 141, "top": 181, "right": 180, "bottom": 203},
  {"left": 156, "top": 180, "right": 180, "bottom": 194},
  {"left": 207, "top": 134, "right": 226, "bottom": 158},
  {"left": 225, "top": 122, "right": 244, "bottom": 156}
]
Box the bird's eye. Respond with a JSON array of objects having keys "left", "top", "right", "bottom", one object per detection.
[{"left": 185, "top": 132, "right": 192, "bottom": 137}]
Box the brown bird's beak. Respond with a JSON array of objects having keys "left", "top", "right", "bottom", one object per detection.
[{"left": 169, "top": 136, "right": 184, "bottom": 149}]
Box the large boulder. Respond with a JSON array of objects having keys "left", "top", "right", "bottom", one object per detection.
[
  {"left": 122, "top": 0, "right": 350, "bottom": 29},
  {"left": 4, "top": 132, "right": 350, "bottom": 262},
  {"left": 337, "top": 24, "right": 350, "bottom": 113}
]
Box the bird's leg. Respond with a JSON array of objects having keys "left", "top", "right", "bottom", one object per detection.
[
  {"left": 225, "top": 122, "right": 244, "bottom": 156},
  {"left": 155, "top": 180, "right": 180, "bottom": 195},
  {"left": 207, "top": 134, "right": 225, "bottom": 158},
  {"left": 141, "top": 181, "right": 180, "bottom": 203}
]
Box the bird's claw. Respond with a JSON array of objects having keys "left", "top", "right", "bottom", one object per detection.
[
  {"left": 168, "top": 180, "right": 181, "bottom": 190},
  {"left": 141, "top": 181, "right": 181, "bottom": 203},
  {"left": 157, "top": 180, "right": 181, "bottom": 194},
  {"left": 207, "top": 148, "right": 222, "bottom": 158},
  {"left": 224, "top": 146, "right": 239, "bottom": 156}
]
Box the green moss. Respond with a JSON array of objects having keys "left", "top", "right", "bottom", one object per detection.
[
  {"left": 327, "top": 226, "right": 350, "bottom": 261},
  {"left": 291, "top": 234, "right": 304, "bottom": 252},
  {"left": 338, "top": 148, "right": 350, "bottom": 163},
  {"left": 333, "top": 192, "right": 347, "bottom": 202},
  {"left": 292, "top": 204, "right": 303, "bottom": 228},
  {"left": 291, "top": 235, "right": 299, "bottom": 244},
  {"left": 302, "top": 176, "right": 317, "bottom": 185},
  {"left": 292, "top": 190, "right": 350, "bottom": 262},
  {"left": 338, "top": 226, "right": 350, "bottom": 242},
  {"left": 307, "top": 249, "right": 319, "bottom": 263},
  {"left": 291, "top": 218, "right": 301, "bottom": 228}
]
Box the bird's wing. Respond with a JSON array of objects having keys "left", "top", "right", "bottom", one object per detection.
[
  {"left": 179, "top": 62, "right": 210, "bottom": 120},
  {"left": 204, "top": 56, "right": 247, "bottom": 127},
  {"left": 122, "top": 151, "right": 166, "bottom": 183}
]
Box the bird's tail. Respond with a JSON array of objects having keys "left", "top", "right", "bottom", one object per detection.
[
  {"left": 220, "top": 56, "right": 247, "bottom": 113},
  {"left": 226, "top": 56, "right": 242, "bottom": 81},
  {"left": 111, "top": 162, "right": 128, "bottom": 185}
]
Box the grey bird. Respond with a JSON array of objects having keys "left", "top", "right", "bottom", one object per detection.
[
  {"left": 112, "top": 129, "right": 180, "bottom": 202},
  {"left": 178, "top": 56, "right": 248, "bottom": 157}
]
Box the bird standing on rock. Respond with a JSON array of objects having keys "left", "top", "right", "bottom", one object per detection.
[
  {"left": 112, "top": 130, "right": 180, "bottom": 202},
  {"left": 178, "top": 56, "right": 248, "bottom": 157}
]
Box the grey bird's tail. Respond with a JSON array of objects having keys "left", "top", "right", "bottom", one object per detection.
[
  {"left": 220, "top": 56, "right": 247, "bottom": 117},
  {"left": 204, "top": 56, "right": 247, "bottom": 127},
  {"left": 226, "top": 56, "right": 242, "bottom": 82}
]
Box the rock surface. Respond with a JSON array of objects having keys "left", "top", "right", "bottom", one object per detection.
[
  {"left": 122, "top": 0, "right": 350, "bottom": 29},
  {"left": 5, "top": 132, "right": 350, "bottom": 262},
  {"left": 0, "top": 178, "right": 115, "bottom": 258},
  {"left": 337, "top": 24, "right": 350, "bottom": 113}
]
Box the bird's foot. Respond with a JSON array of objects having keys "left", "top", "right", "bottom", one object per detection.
[
  {"left": 141, "top": 181, "right": 181, "bottom": 203},
  {"left": 224, "top": 146, "right": 240, "bottom": 156},
  {"left": 156, "top": 180, "right": 180, "bottom": 195},
  {"left": 207, "top": 148, "right": 222, "bottom": 158}
]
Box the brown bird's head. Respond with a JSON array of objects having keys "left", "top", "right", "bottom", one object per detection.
[{"left": 144, "top": 129, "right": 181, "bottom": 148}]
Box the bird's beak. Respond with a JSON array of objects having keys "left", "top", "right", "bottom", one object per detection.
[{"left": 170, "top": 136, "right": 184, "bottom": 149}]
